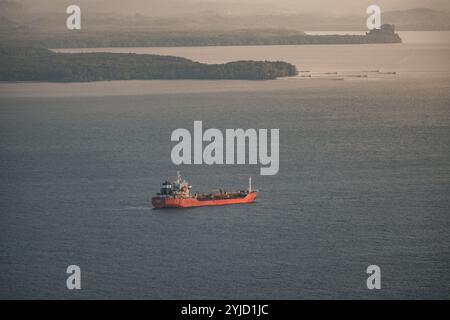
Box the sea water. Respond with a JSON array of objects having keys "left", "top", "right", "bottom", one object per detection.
[{"left": 0, "top": 32, "right": 449, "bottom": 299}]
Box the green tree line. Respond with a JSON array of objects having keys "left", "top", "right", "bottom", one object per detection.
[{"left": 0, "top": 45, "right": 297, "bottom": 81}]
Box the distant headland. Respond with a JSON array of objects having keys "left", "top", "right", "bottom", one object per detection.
[
  {"left": 0, "top": 45, "right": 297, "bottom": 82},
  {"left": 0, "top": 23, "right": 402, "bottom": 83},
  {"left": 4, "top": 25, "right": 401, "bottom": 49}
]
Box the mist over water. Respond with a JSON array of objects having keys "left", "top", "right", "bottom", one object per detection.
[{"left": 0, "top": 33, "right": 449, "bottom": 299}]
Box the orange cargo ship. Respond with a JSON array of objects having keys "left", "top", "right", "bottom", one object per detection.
[{"left": 152, "top": 172, "right": 257, "bottom": 209}]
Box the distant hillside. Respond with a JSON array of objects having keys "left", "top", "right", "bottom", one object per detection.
[
  {"left": 0, "top": 0, "right": 29, "bottom": 31},
  {"left": 0, "top": 0, "right": 23, "bottom": 14},
  {"left": 383, "top": 8, "right": 450, "bottom": 30},
  {"left": 13, "top": 0, "right": 450, "bottom": 17},
  {"left": 0, "top": 25, "right": 401, "bottom": 48},
  {"left": 0, "top": 1, "right": 448, "bottom": 32}
]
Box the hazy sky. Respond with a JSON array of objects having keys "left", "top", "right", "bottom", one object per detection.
[
  {"left": 17, "top": 0, "right": 450, "bottom": 16},
  {"left": 194, "top": 0, "right": 450, "bottom": 14}
]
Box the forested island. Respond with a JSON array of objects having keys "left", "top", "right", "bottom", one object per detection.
[
  {"left": 0, "top": 45, "right": 297, "bottom": 82},
  {"left": 0, "top": 0, "right": 401, "bottom": 83},
  {"left": 2, "top": 26, "right": 401, "bottom": 49}
]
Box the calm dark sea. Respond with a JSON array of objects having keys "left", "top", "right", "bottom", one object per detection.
[{"left": 1, "top": 33, "right": 449, "bottom": 299}]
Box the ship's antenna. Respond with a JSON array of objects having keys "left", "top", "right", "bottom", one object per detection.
[{"left": 249, "top": 176, "right": 252, "bottom": 192}]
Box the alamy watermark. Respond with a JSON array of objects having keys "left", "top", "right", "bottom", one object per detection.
[
  {"left": 366, "top": 265, "right": 381, "bottom": 290},
  {"left": 66, "top": 5, "right": 81, "bottom": 30},
  {"left": 171, "top": 121, "right": 279, "bottom": 175},
  {"left": 367, "top": 5, "right": 381, "bottom": 30},
  {"left": 66, "top": 265, "right": 81, "bottom": 290}
]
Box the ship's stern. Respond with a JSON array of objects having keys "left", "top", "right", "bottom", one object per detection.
[{"left": 152, "top": 197, "right": 169, "bottom": 209}]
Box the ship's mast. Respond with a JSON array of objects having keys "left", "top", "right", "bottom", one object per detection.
[{"left": 248, "top": 176, "right": 252, "bottom": 192}]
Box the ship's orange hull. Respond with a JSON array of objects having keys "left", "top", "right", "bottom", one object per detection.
[{"left": 152, "top": 191, "right": 257, "bottom": 208}]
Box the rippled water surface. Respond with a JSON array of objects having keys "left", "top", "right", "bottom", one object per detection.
[{"left": 1, "top": 32, "right": 449, "bottom": 299}]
